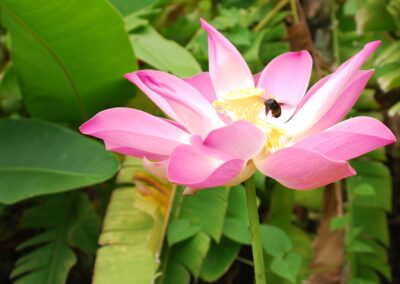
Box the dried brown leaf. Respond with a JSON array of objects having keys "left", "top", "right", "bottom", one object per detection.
[{"left": 308, "top": 184, "right": 346, "bottom": 284}]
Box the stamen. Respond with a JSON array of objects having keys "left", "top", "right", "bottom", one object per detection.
[
  {"left": 213, "top": 88, "right": 265, "bottom": 123},
  {"left": 257, "top": 119, "right": 286, "bottom": 151},
  {"left": 212, "top": 87, "right": 288, "bottom": 152},
  {"left": 222, "top": 87, "right": 265, "bottom": 101}
]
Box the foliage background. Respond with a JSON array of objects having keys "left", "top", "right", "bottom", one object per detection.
[{"left": 0, "top": 0, "right": 399, "bottom": 283}]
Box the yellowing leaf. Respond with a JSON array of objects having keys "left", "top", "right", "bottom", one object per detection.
[{"left": 94, "top": 157, "right": 175, "bottom": 284}]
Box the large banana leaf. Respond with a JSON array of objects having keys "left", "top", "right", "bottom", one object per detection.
[
  {"left": 0, "top": 119, "right": 119, "bottom": 204},
  {"left": 94, "top": 186, "right": 160, "bottom": 284},
  {"left": 94, "top": 157, "right": 233, "bottom": 284},
  {"left": 93, "top": 158, "right": 171, "bottom": 284},
  {"left": 0, "top": 0, "right": 136, "bottom": 124}
]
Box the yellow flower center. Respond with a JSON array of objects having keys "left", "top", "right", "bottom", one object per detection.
[{"left": 212, "top": 88, "right": 287, "bottom": 152}]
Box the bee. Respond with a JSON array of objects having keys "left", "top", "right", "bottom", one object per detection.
[{"left": 264, "top": 98, "right": 282, "bottom": 118}]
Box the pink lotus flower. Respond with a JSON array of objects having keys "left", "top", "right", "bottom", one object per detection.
[{"left": 80, "top": 19, "right": 396, "bottom": 191}]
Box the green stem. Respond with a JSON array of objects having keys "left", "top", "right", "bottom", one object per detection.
[
  {"left": 331, "top": 0, "right": 340, "bottom": 65},
  {"left": 236, "top": 256, "right": 254, "bottom": 267},
  {"left": 245, "top": 176, "right": 267, "bottom": 284},
  {"left": 254, "top": 0, "right": 289, "bottom": 31},
  {"left": 290, "top": 0, "right": 300, "bottom": 25}
]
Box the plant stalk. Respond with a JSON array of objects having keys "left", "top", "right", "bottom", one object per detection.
[
  {"left": 245, "top": 176, "right": 267, "bottom": 284},
  {"left": 290, "top": 0, "right": 300, "bottom": 25},
  {"left": 331, "top": 0, "right": 340, "bottom": 66},
  {"left": 254, "top": 0, "right": 289, "bottom": 31}
]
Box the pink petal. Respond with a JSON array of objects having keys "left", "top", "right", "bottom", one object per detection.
[
  {"left": 257, "top": 51, "right": 312, "bottom": 122},
  {"left": 125, "top": 73, "right": 176, "bottom": 120},
  {"left": 143, "top": 158, "right": 168, "bottom": 179},
  {"left": 335, "top": 41, "right": 381, "bottom": 74},
  {"left": 300, "top": 70, "right": 374, "bottom": 138},
  {"left": 204, "top": 120, "right": 265, "bottom": 160},
  {"left": 160, "top": 117, "right": 188, "bottom": 132},
  {"left": 253, "top": 73, "right": 261, "bottom": 85},
  {"left": 125, "top": 70, "right": 221, "bottom": 135},
  {"left": 294, "top": 74, "right": 331, "bottom": 112},
  {"left": 286, "top": 41, "right": 380, "bottom": 136},
  {"left": 255, "top": 147, "right": 356, "bottom": 190},
  {"left": 167, "top": 120, "right": 265, "bottom": 189},
  {"left": 184, "top": 72, "right": 216, "bottom": 103},
  {"left": 168, "top": 143, "right": 245, "bottom": 189},
  {"left": 80, "top": 108, "right": 189, "bottom": 160},
  {"left": 200, "top": 18, "right": 253, "bottom": 98},
  {"left": 105, "top": 142, "right": 166, "bottom": 161},
  {"left": 294, "top": 116, "right": 396, "bottom": 160}
]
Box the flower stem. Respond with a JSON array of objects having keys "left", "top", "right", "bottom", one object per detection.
[
  {"left": 290, "top": 0, "right": 300, "bottom": 25},
  {"left": 245, "top": 176, "right": 267, "bottom": 284},
  {"left": 330, "top": 0, "right": 340, "bottom": 66},
  {"left": 254, "top": 0, "right": 289, "bottom": 31}
]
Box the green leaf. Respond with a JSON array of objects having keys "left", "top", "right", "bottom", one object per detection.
[
  {"left": 358, "top": 254, "right": 391, "bottom": 281},
  {"left": 268, "top": 184, "right": 294, "bottom": 231},
  {"left": 223, "top": 217, "right": 251, "bottom": 244},
  {"left": 374, "top": 41, "right": 400, "bottom": 92},
  {"left": 352, "top": 206, "right": 389, "bottom": 246},
  {"left": 348, "top": 160, "right": 392, "bottom": 211},
  {"left": 375, "top": 41, "right": 400, "bottom": 66},
  {"left": 346, "top": 227, "right": 363, "bottom": 244},
  {"left": 161, "top": 262, "right": 190, "bottom": 284},
  {"left": 125, "top": 15, "right": 149, "bottom": 32},
  {"left": 260, "top": 41, "right": 290, "bottom": 64},
  {"left": 354, "top": 89, "right": 380, "bottom": 111},
  {"left": 167, "top": 219, "right": 201, "bottom": 246},
  {"left": 171, "top": 232, "right": 210, "bottom": 278},
  {"left": 375, "top": 62, "right": 400, "bottom": 89},
  {"left": 330, "top": 215, "right": 350, "bottom": 231},
  {"left": 109, "top": 0, "right": 157, "bottom": 16},
  {"left": 288, "top": 226, "right": 313, "bottom": 279},
  {"left": 226, "top": 185, "right": 249, "bottom": 224},
  {"left": 294, "top": 187, "right": 324, "bottom": 212},
  {"left": 94, "top": 158, "right": 171, "bottom": 284},
  {"left": 12, "top": 241, "right": 76, "bottom": 284},
  {"left": 270, "top": 252, "right": 302, "bottom": 284},
  {"left": 1, "top": 0, "right": 136, "bottom": 124},
  {"left": 124, "top": 6, "right": 159, "bottom": 33},
  {"left": 356, "top": 267, "right": 381, "bottom": 283},
  {"left": 0, "top": 66, "right": 22, "bottom": 114},
  {"left": 12, "top": 192, "right": 99, "bottom": 284},
  {"left": 355, "top": 0, "right": 396, "bottom": 33},
  {"left": 260, "top": 224, "right": 292, "bottom": 258},
  {"left": 353, "top": 183, "right": 376, "bottom": 196},
  {"left": 347, "top": 239, "right": 375, "bottom": 253},
  {"left": 0, "top": 119, "right": 119, "bottom": 204},
  {"left": 359, "top": 239, "right": 388, "bottom": 260},
  {"left": 130, "top": 25, "right": 202, "bottom": 77},
  {"left": 389, "top": 101, "right": 400, "bottom": 117},
  {"left": 200, "top": 237, "right": 241, "bottom": 282},
  {"left": 264, "top": 185, "right": 313, "bottom": 284},
  {"left": 243, "top": 30, "right": 266, "bottom": 71},
  {"left": 348, "top": 278, "right": 377, "bottom": 284},
  {"left": 179, "top": 187, "right": 229, "bottom": 241},
  {"left": 68, "top": 193, "right": 102, "bottom": 253},
  {"left": 223, "top": 183, "right": 250, "bottom": 245},
  {"left": 94, "top": 187, "right": 158, "bottom": 284},
  {"left": 158, "top": 187, "right": 229, "bottom": 283}
]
